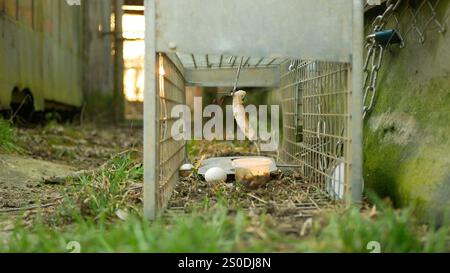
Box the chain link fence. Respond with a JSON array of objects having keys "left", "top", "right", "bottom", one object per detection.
[{"left": 363, "top": 0, "right": 447, "bottom": 119}]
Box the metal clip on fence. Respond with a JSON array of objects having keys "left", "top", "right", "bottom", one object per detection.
[
  {"left": 363, "top": 0, "right": 404, "bottom": 120},
  {"left": 367, "top": 29, "right": 404, "bottom": 47}
]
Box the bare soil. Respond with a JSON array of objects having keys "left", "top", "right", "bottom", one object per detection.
[
  {"left": 1, "top": 124, "right": 335, "bottom": 238},
  {"left": 0, "top": 123, "right": 143, "bottom": 231},
  {"left": 168, "top": 140, "right": 336, "bottom": 236}
]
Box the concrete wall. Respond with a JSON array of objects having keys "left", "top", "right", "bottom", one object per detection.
[{"left": 363, "top": 2, "right": 450, "bottom": 221}]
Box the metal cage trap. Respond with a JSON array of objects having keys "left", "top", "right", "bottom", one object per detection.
[{"left": 144, "top": 0, "right": 364, "bottom": 220}]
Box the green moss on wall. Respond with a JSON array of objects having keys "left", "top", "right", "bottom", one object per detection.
[
  {"left": 83, "top": 92, "right": 116, "bottom": 122},
  {"left": 364, "top": 77, "right": 450, "bottom": 209},
  {"left": 363, "top": 2, "right": 450, "bottom": 221}
]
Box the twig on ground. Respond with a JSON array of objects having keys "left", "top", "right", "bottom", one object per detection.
[
  {"left": 43, "top": 170, "right": 90, "bottom": 184},
  {"left": 188, "top": 154, "right": 206, "bottom": 179},
  {"left": 300, "top": 218, "right": 313, "bottom": 236},
  {"left": 247, "top": 193, "right": 267, "bottom": 204},
  {"left": 0, "top": 198, "right": 63, "bottom": 213},
  {"left": 308, "top": 196, "right": 322, "bottom": 211}
]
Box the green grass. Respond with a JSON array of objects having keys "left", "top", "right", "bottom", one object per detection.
[
  {"left": 1, "top": 152, "right": 449, "bottom": 253},
  {"left": 3, "top": 200, "right": 449, "bottom": 253},
  {"left": 296, "top": 205, "right": 450, "bottom": 253},
  {"left": 55, "top": 152, "right": 144, "bottom": 224},
  {"left": 0, "top": 118, "right": 22, "bottom": 153},
  {"left": 4, "top": 203, "right": 250, "bottom": 253}
]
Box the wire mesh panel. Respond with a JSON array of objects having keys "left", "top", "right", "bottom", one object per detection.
[
  {"left": 145, "top": 0, "right": 364, "bottom": 219},
  {"left": 279, "top": 60, "right": 351, "bottom": 200},
  {"left": 156, "top": 54, "right": 187, "bottom": 211}
]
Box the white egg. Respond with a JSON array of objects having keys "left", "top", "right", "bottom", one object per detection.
[
  {"left": 179, "top": 163, "right": 195, "bottom": 177},
  {"left": 204, "top": 167, "right": 227, "bottom": 184},
  {"left": 180, "top": 163, "right": 194, "bottom": 171}
]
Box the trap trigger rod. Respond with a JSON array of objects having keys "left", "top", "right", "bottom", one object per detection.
[{"left": 231, "top": 56, "right": 245, "bottom": 96}]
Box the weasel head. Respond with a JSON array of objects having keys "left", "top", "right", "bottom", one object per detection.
[{"left": 233, "top": 90, "right": 247, "bottom": 103}]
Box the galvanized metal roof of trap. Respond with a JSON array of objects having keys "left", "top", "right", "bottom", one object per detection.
[{"left": 176, "top": 54, "right": 287, "bottom": 70}]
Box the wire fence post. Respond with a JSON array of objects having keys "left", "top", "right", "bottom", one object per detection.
[
  {"left": 144, "top": 0, "right": 157, "bottom": 220},
  {"left": 350, "top": 0, "right": 364, "bottom": 204}
]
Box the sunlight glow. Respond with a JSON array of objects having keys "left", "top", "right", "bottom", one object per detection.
[{"left": 123, "top": 13, "right": 145, "bottom": 102}]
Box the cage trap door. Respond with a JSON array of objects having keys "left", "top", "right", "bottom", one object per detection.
[{"left": 154, "top": 0, "right": 355, "bottom": 62}]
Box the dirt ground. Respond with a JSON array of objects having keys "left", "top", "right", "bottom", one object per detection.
[
  {"left": 16, "top": 123, "right": 143, "bottom": 170},
  {"left": 168, "top": 140, "right": 335, "bottom": 236},
  {"left": 0, "top": 123, "right": 143, "bottom": 231},
  {"left": 0, "top": 123, "right": 335, "bottom": 237}
]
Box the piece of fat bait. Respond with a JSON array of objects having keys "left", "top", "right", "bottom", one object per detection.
[{"left": 232, "top": 90, "right": 257, "bottom": 141}]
